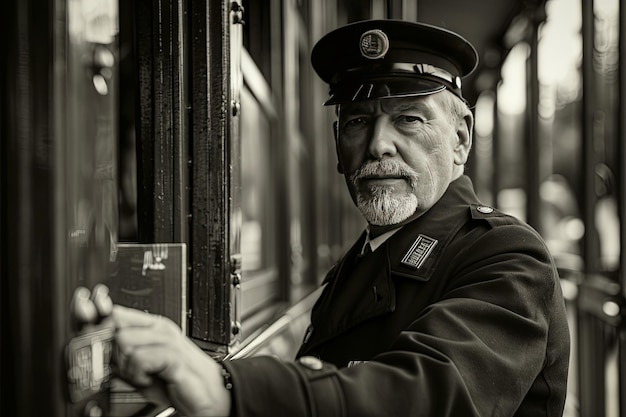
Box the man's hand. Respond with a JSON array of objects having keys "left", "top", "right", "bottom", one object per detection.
[
  {"left": 71, "top": 285, "right": 232, "bottom": 417},
  {"left": 112, "top": 305, "right": 232, "bottom": 416}
]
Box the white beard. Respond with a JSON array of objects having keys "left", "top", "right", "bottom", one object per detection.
[
  {"left": 355, "top": 186, "right": 418, "bottom": 226},
  {"left": 349, "top": 159, "right": 420, "bottom": 226}
]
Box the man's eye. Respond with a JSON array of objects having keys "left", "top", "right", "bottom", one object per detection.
[
  {"left": 344, "top": 117, "right": 368, "bottom": 128},
  {"left": 397, "top": 115, "right": 424, "bottom": 124}
]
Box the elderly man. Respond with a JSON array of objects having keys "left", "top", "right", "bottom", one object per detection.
[{"left": 78, "top": 20, "right": 570, "bottom": 417}]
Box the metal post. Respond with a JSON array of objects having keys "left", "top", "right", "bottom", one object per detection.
[
  {"left": 525, "top": 11, "right": 541, "bottom": 230},
  {"left": 578, "top": 1, "right": 606, "bottom": 416},
  {"left": 617, "top": 1, "right": 626, "bottom": 416},
  {"left": 581, "top": 0, "right": 598, "bottom": 275},
  {"left": 618, "top": 0, "right": 626, "bottom": 307}
]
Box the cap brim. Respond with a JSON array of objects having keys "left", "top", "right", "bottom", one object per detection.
[{"left": 324, "top": 77, "right": 448, "bottom": 105}]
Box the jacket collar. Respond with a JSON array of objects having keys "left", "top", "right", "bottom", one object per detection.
[
  {"left": 325, "top": 175, "right": 480, "bottom": 285},
  {"left": 387, "top": 175, "right": 479, "bottom": 281}
]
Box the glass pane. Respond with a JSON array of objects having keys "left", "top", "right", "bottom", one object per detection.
[
  {"left": 240, "top": 86, "right": 274, "bottom": 273},
  {"left": 66, "top": 0, "right": 119, "bottom": 289}
]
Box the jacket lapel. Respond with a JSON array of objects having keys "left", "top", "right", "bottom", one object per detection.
[
  {"left": 389, "top": 175, "right": 477, "bottom": 281},
  {"left": 302, "top": 176, "right": 480, "bottom": 352}
]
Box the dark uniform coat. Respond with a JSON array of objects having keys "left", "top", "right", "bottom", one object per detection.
[{"left": 224, "top": 175, "right": 570, "bottom": 417}]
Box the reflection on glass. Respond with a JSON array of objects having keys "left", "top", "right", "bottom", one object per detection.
[
  {"left": 240, "top": 87, "right": 273, "bottom": 272},
  {"left": 66, "top": 0, "right": 119, "bottom": 289}
]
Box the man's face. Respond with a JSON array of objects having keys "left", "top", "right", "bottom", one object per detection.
[{"left": 335, "top": 93, "right": 471, "bottom": 226}]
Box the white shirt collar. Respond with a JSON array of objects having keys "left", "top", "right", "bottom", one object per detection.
[{"left": 362, "top": 225, "right": 402, "bottom": 254}]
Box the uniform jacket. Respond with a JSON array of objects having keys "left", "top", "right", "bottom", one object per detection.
[{"left": 224, "top": 175, "right": 570, "bottom": 417}]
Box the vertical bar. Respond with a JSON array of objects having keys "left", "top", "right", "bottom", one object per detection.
[
  {"left": 135, "top": 0, "right": 156, "bottom": 243},
  {"left": 134, "top": 0, "right": 187, "bottom": 244},
  {"left": 387, "top": 0, "right": 403, "bottom": 19},
  {"left": 152, "top": 0, "right": 175, "bottom": 241},
  {"left": 229, "top": 0, "right": 243, "bottom": 339},
  {"left": 581, "top": 0, "right": 598, "bottom": 274},
  {"left": 618, "top": 0, "right": 626, "bottom": 300},
  {"left": 579, "top": 315, "right": 607, "bottom": 416},
  {"left": 402, "top": 0, "right": 418, "bottom": 21},
  {"left": 525, "top": 13, "right": 541, "bottom": 230},
  {"left": 617, "top": 1, "right": 626, "bottom": 416},
  {"left": 579, "top": 1, "right": 604, "bottom": 416},
  {"left": 174, "top": 0, "right": 188, "bottom": 244},
  {"left": 1, "top": 0, "right": 65, "bottom": 414},
  {"left": 272, "top": 0, "right": 290, "bottom": 302},
  {"left": 493, "top": 89, "right": 501, "bottom": 208},
  {"left": 189, "top": 0, "right": 231, "bottom": 347}
]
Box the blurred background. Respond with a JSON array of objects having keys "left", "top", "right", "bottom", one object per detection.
[{"left": 1, "top": 0, "right": 624, "bottom": 416}]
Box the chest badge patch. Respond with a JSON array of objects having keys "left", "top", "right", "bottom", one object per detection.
[{"left": 401, "top": 234, "right": 438, "bottom": 269}]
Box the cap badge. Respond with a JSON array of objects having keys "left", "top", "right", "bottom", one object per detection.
[{"left": 360, "top": 29, "right": 389, "bottom": 60}]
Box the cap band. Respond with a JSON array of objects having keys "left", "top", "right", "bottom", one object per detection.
[
  {"left": 324, "top": 79, "right": 447, "bottom": 106},
  {"left": 341, "top": 62, "right": 462, "bottom": 90},
  {"left": 325, "top": 62, "right": 463, "bottom": 105}
]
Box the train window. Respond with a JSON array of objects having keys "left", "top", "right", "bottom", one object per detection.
[
  {"left": 65, "top": 0, "right": 120, "bottom": 289},
  {"left": 234, "top": 0, "right": 364, "bottom": 340},
  {"left": 240, "top": 87, "right": 275, "bottom": 273},
  {"left": 242, "top": 0, "right": 272, "bottom": 82},
  {"left": 239, "top": 50, "right": 281, "bottom": 321},
  {"left": 284, "top": 1, "right": 314, "bottom": 297}
]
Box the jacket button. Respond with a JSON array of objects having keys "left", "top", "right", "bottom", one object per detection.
[
  {"left": 477, "top": 205, "right": 494, "bottom": 214},
  {"left": 298, "top": 356, "right": 323, "bottom": 370}
]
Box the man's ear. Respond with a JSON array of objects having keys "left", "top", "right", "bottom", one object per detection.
[
  {"left": 333, "top": 121, "right": 344, "bottom": 174},
  {"left": 453, "top": 113, "right": 473, "bottom": 166}
]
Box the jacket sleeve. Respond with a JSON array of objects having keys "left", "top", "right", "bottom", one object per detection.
[{"left": 223, "top": 222, "right": 569, "bottom": 417}]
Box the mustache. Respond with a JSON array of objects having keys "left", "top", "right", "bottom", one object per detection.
[{"left": 349, "top": 159, "right": 419, "bottom": 188}]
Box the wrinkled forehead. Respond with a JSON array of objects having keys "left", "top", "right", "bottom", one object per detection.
[{"left": 337, "top": 94, "right": 443, "bottom": 116}]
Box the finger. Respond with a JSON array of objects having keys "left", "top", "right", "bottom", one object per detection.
[
  {"left": 117, "top": 343, "right": 223, "bottom": 416},
  {"left": 91, "top": 284, "right": 113, "bottom": 318},
  {"left": 116, "top": 325, "right": 181, "bottom": 351},
  {"left": 111, "top": 304, "right": 161, "bottom": 328},
  {"left": 71, "top": 287, "right": 98, "bottom": 325},
  {"left": 120, "top": 344, "right": 177, "bottom": 387}
]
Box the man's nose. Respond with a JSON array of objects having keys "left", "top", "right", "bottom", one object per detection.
[{"left": 368, "top": 118, "right": 398, "bottom": 159}]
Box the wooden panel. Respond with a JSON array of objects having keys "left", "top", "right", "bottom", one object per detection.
[
  {"left": 189, "top": 0, "right": 232, "bottom": 347},
  {"left": 135, "top": 0, "right": 188, "bottom": 244}
]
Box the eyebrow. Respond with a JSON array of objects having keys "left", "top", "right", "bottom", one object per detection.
[
  {"left": 339, "top": 102, "right": 375, "bottom": 115},
  {"left": 340, "top": 98, "right": 434, "bottom": 116}
]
